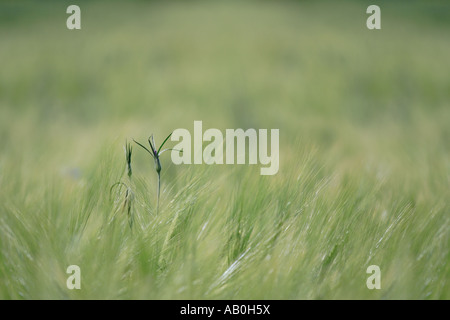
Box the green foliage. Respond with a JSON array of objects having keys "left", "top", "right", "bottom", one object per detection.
[{"left": 0, "top": 0, "right": 449, "bottom": 299}]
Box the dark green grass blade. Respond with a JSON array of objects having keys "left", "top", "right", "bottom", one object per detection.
[
  {"left": 158, "top": 132, "right": 173, "bottom": 154},
  {"left": 148, "top": 135, "right": 157, "bottom": 154},
  {"left": 133, "top": 139, "right": 155, "bottom": 159}
]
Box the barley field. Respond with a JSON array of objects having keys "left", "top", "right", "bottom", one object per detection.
[{"left": 0, "top": 0, "right": 449, "bottom": 299}]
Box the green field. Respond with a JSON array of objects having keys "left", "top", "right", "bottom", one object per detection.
[{"left": 0, "top": 0, "right": 449, "bottom": 299}]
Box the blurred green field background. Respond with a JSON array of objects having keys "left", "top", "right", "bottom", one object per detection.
[{"left": 0, "top": 0, "right": 449, "bottom": 299}]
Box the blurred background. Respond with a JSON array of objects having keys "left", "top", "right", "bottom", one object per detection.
[
  {"left": 0, "top": 0, "right": 449, "bottom": 299},
  {"left": 1, "top": 0, "right": 449, "bottom": 176}
]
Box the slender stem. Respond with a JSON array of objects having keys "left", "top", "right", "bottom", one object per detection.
[
  {"left": 157, "top": 172, "right": 161, "bottom": 215},
  {"left": 128, "top": 174, "right": 133, "bottom": 232}
]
